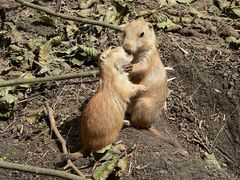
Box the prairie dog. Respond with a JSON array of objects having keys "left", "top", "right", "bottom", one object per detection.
[
  {"left": 69, "top": 47, "right": 146, "bottom": 158},
  {"left": 123, "top": 19, "right": 188, "bottom": 155},
  {"left": 123, "top": 19, "right": 168, "bottom": 129}
]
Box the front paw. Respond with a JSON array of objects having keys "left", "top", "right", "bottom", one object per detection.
[{"left": 123, "top": 63, "right": 133, "bottom": 73}]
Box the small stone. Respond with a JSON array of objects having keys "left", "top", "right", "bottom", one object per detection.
[
  {"left": 160, "top": 170, "right": 166, "bottom": 174},
  {"left": 223, "top": 72, "right": 228, "bottom": 77},
  {"left": 229, "top": 81, "right": 234, "bottom": 86}
]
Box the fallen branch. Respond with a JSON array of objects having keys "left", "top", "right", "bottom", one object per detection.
[
  {"left": 0, "top": 160, "right": 84, "bottom": 180},
  {"left": 0, "top": 70, "right": 99, "bottom": 87},
  {"left": 46, "top": 103, "right": 85, "bottom": 178},
  {"left": 15, "top": 0, "right": 123, "bottom": 32}
]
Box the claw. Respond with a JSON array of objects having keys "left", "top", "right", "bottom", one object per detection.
[{"left": 123, "top": 63, "right": 133, "bottom": 73}]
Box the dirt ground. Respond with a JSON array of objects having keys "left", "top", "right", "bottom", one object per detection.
[{"left": 0, "top": 0, "right": 239, "bottom": 179}]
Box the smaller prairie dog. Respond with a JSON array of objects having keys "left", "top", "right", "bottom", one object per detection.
[
  {"left": 70, "top": 47, "right": 146, "bottom": 158},
  {"left": 123, "top": 18, "right": 168, "bottom": 129}
]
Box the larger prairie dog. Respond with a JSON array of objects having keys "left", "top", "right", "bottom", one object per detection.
[
  {"left": 70, "top": 47, "right": 146, "bottom": 158},
  {"left": 123, "top": 19, "right": 168, "bottom": 129}
]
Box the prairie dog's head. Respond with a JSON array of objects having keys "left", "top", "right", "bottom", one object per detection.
[
  {"left": 99, "top": 46, "right": 133, "bottom": 71},
  {"left": 123, "top": 19, "right": 156, "bottom": 54}
]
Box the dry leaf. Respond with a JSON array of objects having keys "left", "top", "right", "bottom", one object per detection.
[
  {"left": 25, "top": 108, "right": 44, "bottom": 124},
  {"left": 232, "top": 8, "right": 240, "bottom": 17},
  {"left": 203, "top": 152, "right": 221, "bottom": 169},
  {"left": 5, "top": 22, "right": 25, "bottom": 44}
]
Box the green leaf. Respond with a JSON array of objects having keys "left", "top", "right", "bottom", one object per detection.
[
  {"left": 66, "top": 24, "right": 78, "bottom": 40},
  {"left": 215, "top": 0, "right": 230, "bottom": 10},
  {"left": 18, "top": 73, "right": 36, "bottom": 88},
  {"left": 225, "top": 36, "right": 240, "bottom": 48},
  {"left": 0, "top": 87, "right": 9, "bottom": 97},
  {"left": 105, "top": 8, "right": 118, "bottom": 24},
  {"left": 37, "top": 65, "right": 50, "bottom": 75},
  {"left": 0, "top": 156, "right": 7, "bottom": 161},
  {"left": 0, "top": 89, "right": 9, "bottom": 98},
  {"left": 79, "top": 0, "right": 97, "bottom": 9},
  {"left": 62, "top": 44, "right": 99, "bottom": 60},
  {"left": 93, "top": 158, "right": 119, "bottom": 180},
  {"left": 232, "top": 8, "right": 240, "bottom": 17},
  {"left": 71, "top": 58, "right": 84, "bottom": 66},
  {"left": 181, "top": 16, "right": 194, "bottom": 24},
  {"left": 168, "top": 0, "right": 177, "bottom": 5},
  {"left": 0, "top": 94, "right": 16, "bottom": 115},
  {"left": 92, "top": 144, "right": 118, "bottom": 162},
  {"left": 203, "top": 152, "right": 221, "bottom": 169},
  {"left": 92, "top": 144, "right": 129, "bottom": 179},
  {"left": 65, "top": 45, "right": 79, "bottom": 55},
  {"left": 0, "top": 30, "right": 7, "bottom": 36},
  {"left": 96, "top": 144, "right": 112, "bottom": 154},
  {"left": 157, "top": 0, "right": 167, "bottom": 7},
  {"left": 190, "top": 7, "right": 207, "bottom": 18},
  {"left": 9, "top": 45, "right": 24, "bottom": 53},
  {"left": 0, "top": 79, "right": 15, "bottom": 97},
  {"left": 27, "top": 38, "right": 45, "bottom": 51},
  {"left": 39, "top": 36, "right": 62, "bottom": 63},
  {"left": 156, "top": 16, "right": 182, "bottom": 31},
  {"left": 76, "top": 8, "right": 93, "bottom": 18},
  {"left": 25, "top": 108, "right": 44, "bottom": 124},
  {"left": 38, "top": 12, "right": 56, "bottom": 27},
  {"left": 116, "top": 156, "right": 128, "bottom": 177},
  {"left": 77, "top": 44, "right": 100, "bottom": 59},
  {"left": 5, "top": 22, "right": 25, "bottom": 43}
]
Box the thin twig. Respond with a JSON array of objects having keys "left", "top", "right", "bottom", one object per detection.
[
  {"left": 46, "top": 103, "right": 85, "bottom": 178},
  {"left": 0, "top": 70, "right": 99, "bottom": 87},
  {"left": 193, "top": 130, "right": 211, "bottom": 154},
  {"left": 167, "top": 77, "right": 176, "bottom": 82},
  {"left": 210, "top": 115, "right": 226, "bottom": 152},
  {"left": 0, "top": 160, "right": 83, "bottom": 180},
  {"left": 127, "top": 143, "right": 139, "bottom": 176},
  {"left": 189, "top": 85, "right": 201, "bottom": 103},
  {"left": 215, "top": 146, "right": 236, "bottom": 166},
  {"left": 165, "top": 67, "right": 174, "bottom": 71},
  {"left": 176, "top": 44, "right": 189, "bottom": 55},
  {"left": 15, "top": 0, "right": 122, "bottom": 32}
]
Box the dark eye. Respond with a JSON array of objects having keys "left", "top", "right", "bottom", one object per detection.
[{"left": 139, "top": 32, "right": 144, "bottom": 38}]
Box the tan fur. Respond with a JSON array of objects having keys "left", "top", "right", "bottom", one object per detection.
[
  {"left": 123, "top": 19, "right": 168, "bottom": 128},
  {"left": 80, "top": 47, "right": 146, "bottom": 152}
]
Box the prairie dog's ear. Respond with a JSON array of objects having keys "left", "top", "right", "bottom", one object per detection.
[
  {"left": 99, "top": 54, "right": 106, "bottom": 62},
  {"left": 99, "top": 47, "right": 112, "bottom": 61},
  {"left": 107, "top": 46, "right": 116, "bottom": 50},
  {"left": 99, "top": 48, "right": 104, "bottom": 53},
  {"left": 148, "top": 22, "right": 153, "bottom": 29}
]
